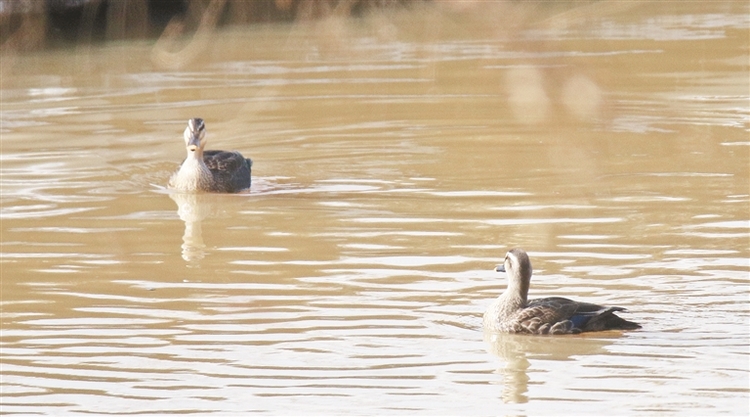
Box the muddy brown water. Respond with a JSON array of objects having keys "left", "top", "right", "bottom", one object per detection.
[{"left": 2, "top": 2, "right": 748, "bottom": 415}]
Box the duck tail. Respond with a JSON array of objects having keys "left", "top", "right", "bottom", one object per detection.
[{"left": 584, "top": 307, "right": 641, "bottom": 331}]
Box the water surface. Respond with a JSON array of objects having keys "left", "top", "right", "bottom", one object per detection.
[{"left": 1, "top": 1, "right": 749, "bottom": 415}]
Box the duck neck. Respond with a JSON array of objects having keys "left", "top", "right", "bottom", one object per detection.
[
  {"left": 185, "top": 147, "right": 206, "bottom": 167},
  {"left": 501, "top": 275, "right": 529, "bottom": 309},
  {"left": 173, "top": 149, "right": 211, "bottom": 191}
]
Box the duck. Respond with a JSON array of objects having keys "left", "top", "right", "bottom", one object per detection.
[
  {"left": 483, "top": 248, "right": 640, "bottom": 335},
  {"left": 168, "top": 118, "right": 252, "bottom": 193}
]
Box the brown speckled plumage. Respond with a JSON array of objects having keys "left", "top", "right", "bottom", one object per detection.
[
  {"left": 483, "top": 248, "right": 640, "bottom": 335},
  {"left": 168, "top": 118, "right": 252, "bottom": 193}
]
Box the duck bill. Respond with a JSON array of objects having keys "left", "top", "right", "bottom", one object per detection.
[
  {"left": 495, "top": 264, "right": 506, "bottom": 272},
  {"left": 186, "top": 134, "right": 201, "bottom": 152}
]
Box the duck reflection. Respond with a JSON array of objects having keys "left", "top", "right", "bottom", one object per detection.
[
  {"left": 168, "top": 191, "right": 247, "bottom": 263},
  {"left": 484, "top": 331, "right": 531, "bottom": 404},
  {"left": 483, "top": 330, "right": 612, "bottom": 404}
]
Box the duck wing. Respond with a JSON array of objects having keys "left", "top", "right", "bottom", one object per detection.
[
  {"left": 520, "top": 298, "right": 640, "bottom": 334},
  {"left": 203, "top": 150, "right": 253, "bottom": 193},
  {"left": 516, "top": 297, "right": 580, "bottom": 334}
]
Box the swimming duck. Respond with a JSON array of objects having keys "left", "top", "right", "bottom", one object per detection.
[
  {"left": 168, "top": 118, "right": 252, "bottom": 193},
  {"left": 483, "top": 248, "right": 640, "bottom": 335}
]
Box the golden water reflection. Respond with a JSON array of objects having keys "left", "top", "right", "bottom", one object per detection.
[
  {"left": 1, "top": 1, "right": 748, "bottom": 415},
  {"left": 484, "top": 331, "right": 616, "bottom": 404}
]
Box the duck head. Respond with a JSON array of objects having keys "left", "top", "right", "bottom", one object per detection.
[
  {"left": 184, "top": 118, "right": 206, "bottom": 154},
  {"left": 495, "top": 248, "right": 533, "bottom": 299}
]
